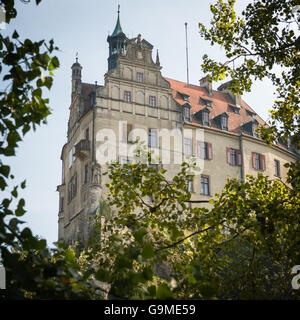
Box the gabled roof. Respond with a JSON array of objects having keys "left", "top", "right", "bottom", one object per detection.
[{"left": 165, "top": 77, "right": 265, "bottom": 136}]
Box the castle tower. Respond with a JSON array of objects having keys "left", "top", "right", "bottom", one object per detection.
[
  {"left": 107, "top": 6, "right": 127, "bottom": 70},
  {"left": 71, "top": 55, "right": 82, "bottom": 102}
]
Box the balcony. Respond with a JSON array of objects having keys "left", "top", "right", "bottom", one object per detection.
[{"left": 74, "top": 139, "right": 90, "bottom": 161}]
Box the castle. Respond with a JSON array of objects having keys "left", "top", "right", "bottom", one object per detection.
[{"left": 57, "top": 10, "right": 299, "bottom": 244}]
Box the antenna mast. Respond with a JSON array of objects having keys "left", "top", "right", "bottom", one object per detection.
[{"left": 185, "top": 22, "right": 189, "bottom": 84}]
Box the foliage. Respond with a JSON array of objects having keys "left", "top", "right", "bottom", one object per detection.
[
  {"left": 199, "top": 0, "right": 299, "bottom": 147},
  {"left": 0, "top": 0, "right": 99, "bottom": 299},
  {"left": 83, "top": 152, "right": 300, "bottom": 299},
  {"left": 1, "top": 0, "right": 300, "bottom": 300},
  {"left": 87, "top": 155, "right": 224, "bottom": 299}
]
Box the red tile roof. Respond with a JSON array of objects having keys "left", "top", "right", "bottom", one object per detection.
[{"left": 165, "top": 77, "right": 266, "bottom": 136}]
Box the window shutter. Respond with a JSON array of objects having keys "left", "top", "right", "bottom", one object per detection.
[
  {"left": 261, "top": 154, "right": 266, "bottom": 171},
  {"left": 208, "top": 143, "right": 213, "bottom": 160},
  {"left": 226, "top": 147, "right": 231, "bottom": 164},
  {"left": 278, "top": 161, "right": 281, "bottom": 177},
  {"left": 252, "top": 152, "right": 256, "bottom": 169},
  {"left": 237, "top": 149, "right": 242, "bottom": 166}
]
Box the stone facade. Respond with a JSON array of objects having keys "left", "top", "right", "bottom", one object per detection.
[{"left": 57, "top": 13, "right": 299, "bottom": 244}]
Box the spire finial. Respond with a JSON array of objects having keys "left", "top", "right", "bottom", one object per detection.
[
  {"left": 76, "top": 52, "right": 78, "bottom": 63},
  {"left": 110, "top": 5, "right": 123, "bottom": 37}
]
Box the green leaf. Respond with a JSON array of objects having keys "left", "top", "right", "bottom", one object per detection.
[
  {"left": 0, "top": 165, "right": 10, "bottom": 178},
  {"left": 12, "top": 30, "right": 19, "bottom": 39},
  {"left": 142, "top": 242, "right": 155, "bottom": 260},
  {"left": 15, "top": 198, "right": 26, "bottom": 216},
  {"left": 156, "top": 283, "right": 173, "bottom": 299}
]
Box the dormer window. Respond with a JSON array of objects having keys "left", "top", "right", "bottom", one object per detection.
[
  {"left": 247, "top": 109, "right": 256, "bottom": 118},
  {"left": 230, "top": 105, "right": 240, "bottom": 114},
  {"left": 221, "top": 115, "right": 228, "bottom": 131},
  {"left": 200, "top": 98, "right": 212, "bottom": 108},
  {"left": 203, "top": 110, "right": 210, "bottom": 126},
  {"left": 252, "top": 123, "right": 259, "bottom": 137},
  {"left": 194, "top": 108, "right": 210, "bottom": 126},
  {"left": 183, "top": 105, "right": 191, "bottom": 122},
  {"left": 178, "top": 92, "right": 189, "bottom": 102}
]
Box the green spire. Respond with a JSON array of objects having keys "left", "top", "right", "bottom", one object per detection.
[{"left": 111, "top": 5, "right": 123, "bottom": 37}]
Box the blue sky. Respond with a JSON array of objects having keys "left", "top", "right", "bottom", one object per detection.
[{"left": 4, "top": 0, "right": 275, "bottom": 247}]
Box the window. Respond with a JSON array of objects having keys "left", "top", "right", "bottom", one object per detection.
[
  {"left": 85, "top": 128, "right": 89, "bottom": 141},
  {"left": 184, "top": 106, "right": 191, "bottom": 122},
  {"left": 253, "top": 123, "right": 259, "bottom": 137},
  {"left": 203, "top": 111, "right": 210, "bottom": 126},
  {"left": 226, "top": 148, "right": 242, "bottom": 166},
  {"left": 197, "top": 141, "right": 213, "bottom": 160},
  {"left": 59, "top": 197, "right": 64, "bottom": 212},
  {"left": 137, "top": 72, "right": 143, "bottom": 83},
  {"left": 201, "top": 176, "right": 210, "bottom": 195},
  {"left": 148, "top": 129, "right": 158, "bottom": 148},
  {"left": 124, "top": 91, "right": 131, "bottom": 102},
  {"left": 62, "top": 160, "right": 65, "bottom": 184},
  {"left": 178, "top": 92, "right": 189, "bottom": 102},
  {"left": 252, "top": 152, "right": 266, "bottom": 171},
  {"left": 149, "top": 96, "right": 156, "bottom": 107},
  {"left": 247, "top": 109, "right": 256, "bottom": 118},
  {"left": 84, "top": 164, "right": 88, "bottom": 184},
  {"left": 68, "top": 173, "right": 77, "bottom": 203},
  {"left": 186, "top": 176, "right": 194, "bottom": 193},
  {"left": 201, "top": 98, "right": 213, "bottom": 107},
  {"left": 222, "top": 116, "right": 228, "bottom": 130},
  {"left": 121, "top": 123, "right": 133, "bottom": 143},
  {"left": 184, "top": 138, "right": 192, "bottom": 156},
  {"left": 69, "top": 149, "right": 73, "bottom": 168},
  {"left": 274, "top": 159, "right": 280, "bottom": 177},
  {"left": 206, "top": 101, "right": 212, "bottom": 108},
  {"left": 255, "top": 153, "right": 260, "bottom": 170}
]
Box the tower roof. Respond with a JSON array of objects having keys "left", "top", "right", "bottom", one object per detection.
[
  {"left": 111, "top": 5, "right": 123, "bottom": 37},
  {"left": 71, "top": 55, "right": 82, "bottom": 68}
]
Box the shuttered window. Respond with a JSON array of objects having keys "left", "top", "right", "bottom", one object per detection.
[
  {"left": 197, "top": 141, "right": 213, "bottom": 160},
  {"left": 226, "top": 147, "right": 242, "bottom": 166},
  {"left": 274, "top": 159, "right": 280, "bottom": 177},
  {"left": 252, "top": 152, "right": 266, "bottom": 171}
]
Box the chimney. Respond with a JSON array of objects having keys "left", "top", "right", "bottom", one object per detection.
[
  {"left": 199, "top": 75, "right": 212, "bottom": 95},
  {"left": 217, "top": 80, "right": 241, "bottom": 107}
]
